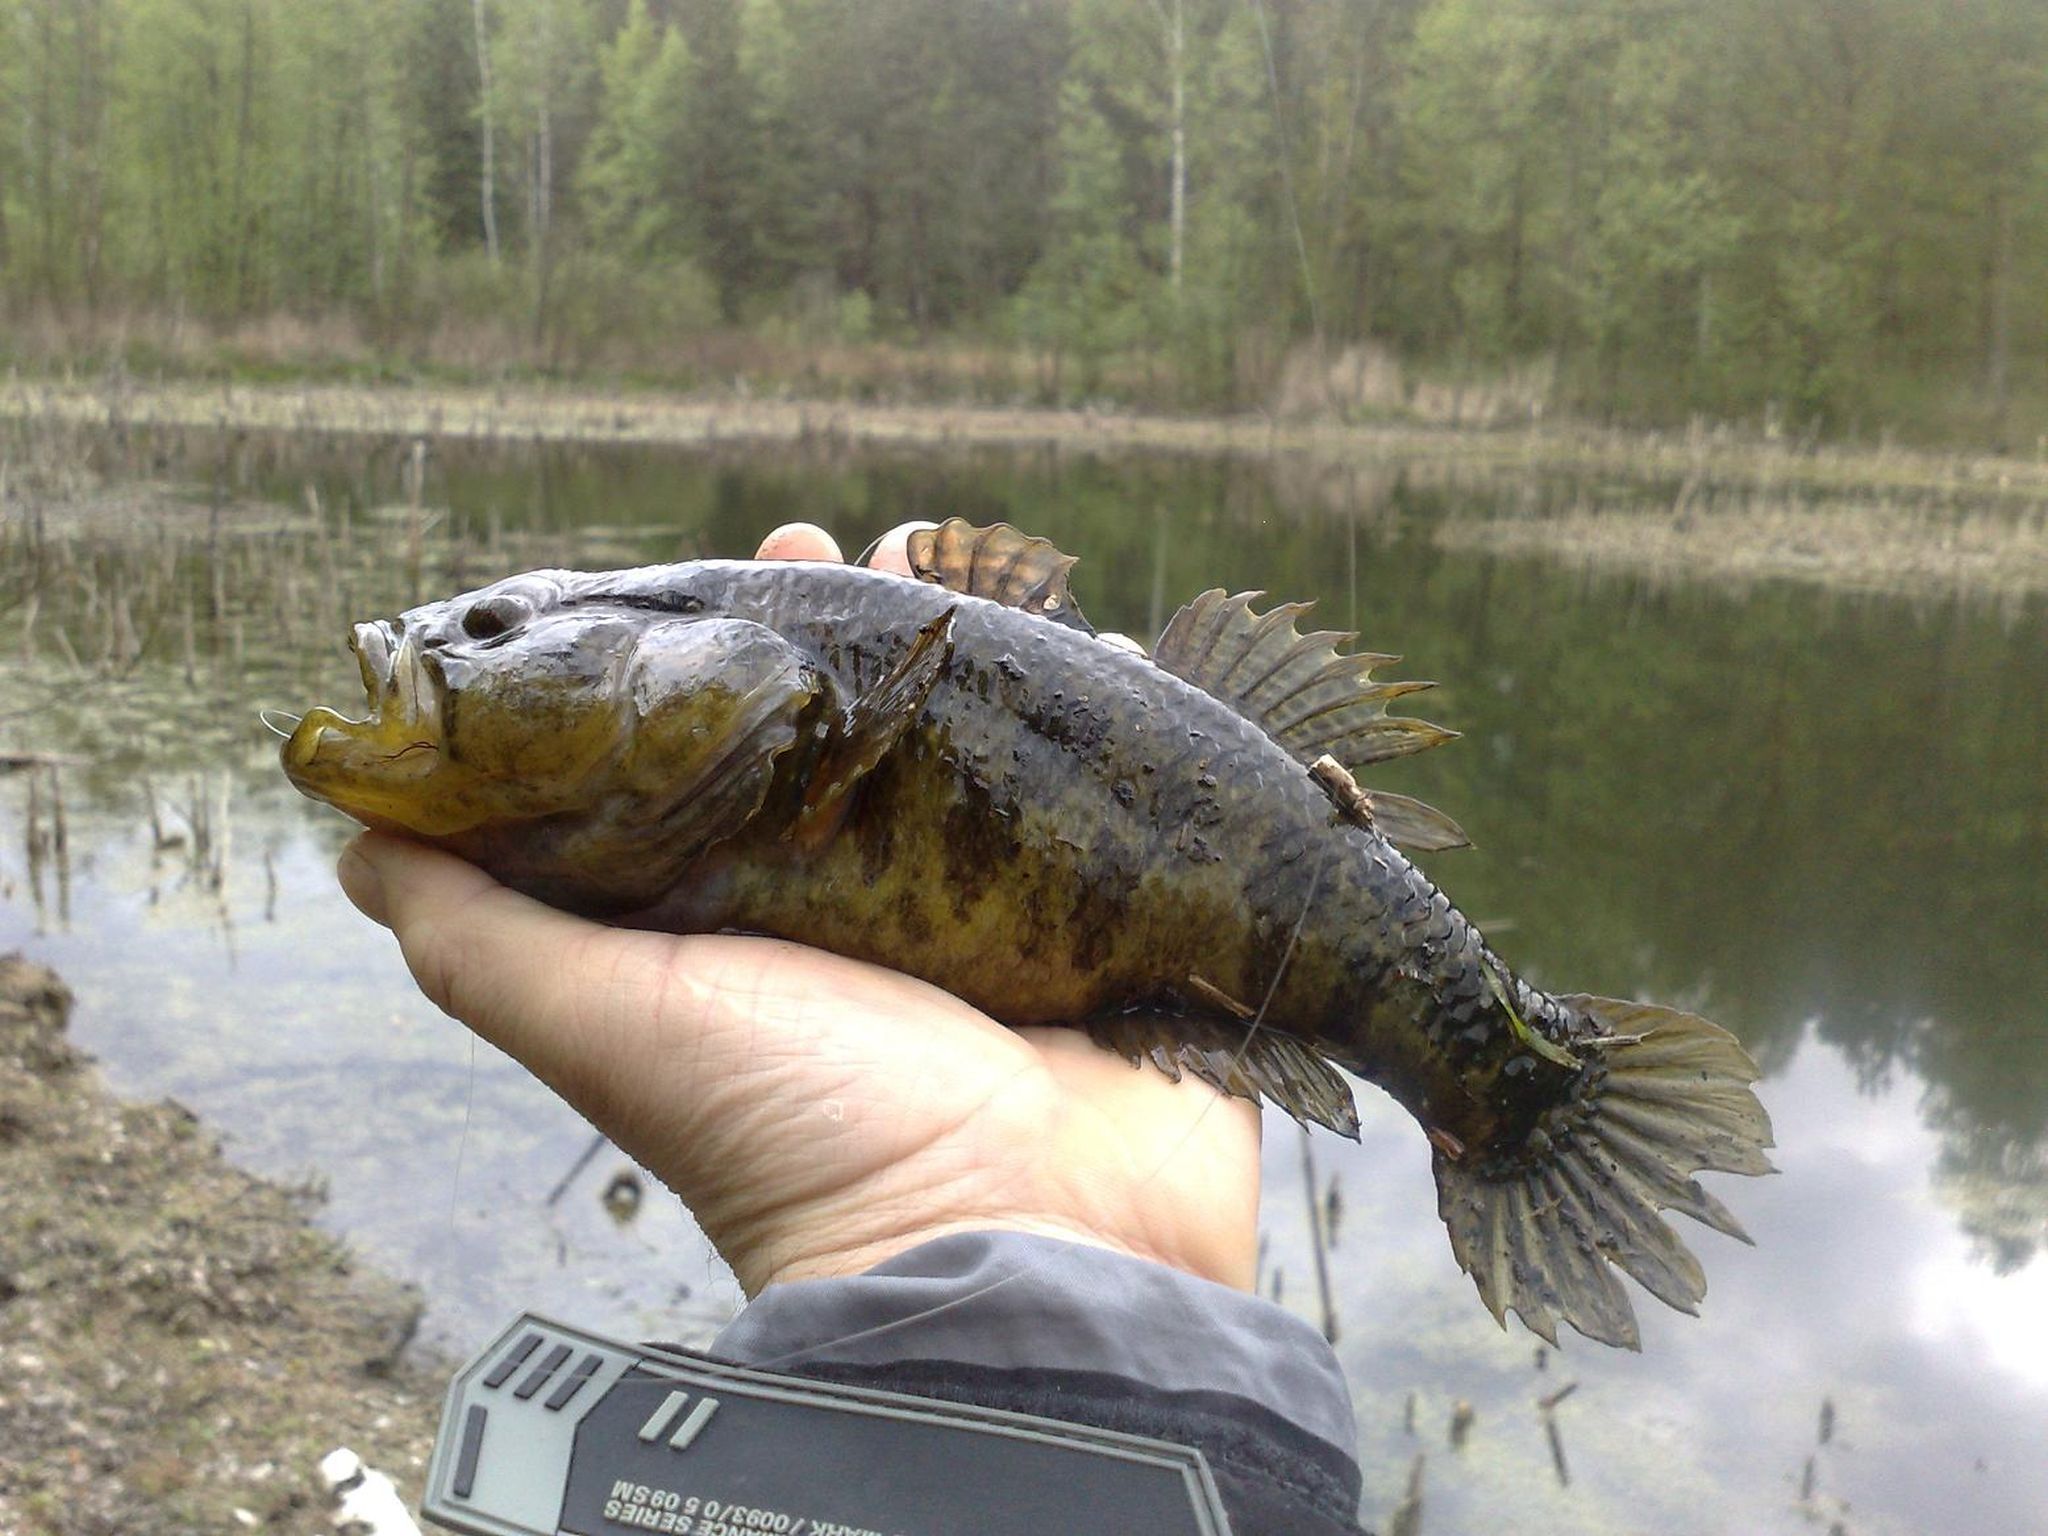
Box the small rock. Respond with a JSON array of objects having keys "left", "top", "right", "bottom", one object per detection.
[{"left": 320, "top": 1446, "right": 422, "bottom": 1536}]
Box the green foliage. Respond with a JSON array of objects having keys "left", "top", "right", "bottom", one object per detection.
[
  {"left": 542, "top": 250, "right": 720, "bottom": 367},
  {"left": 579, "top": 2, "right": 695, "bottom": 260},
  {"left": 0, "top": 0, "right": 2046, "bottom": 438},
  {"left": 1013, "top": 75, "right": 1156, "bottom": 394}
]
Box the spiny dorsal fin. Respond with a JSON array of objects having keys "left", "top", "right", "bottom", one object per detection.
[
  {"left": 1152, "top": 589, "right": 1468, "bottom": 849},
  {"left": 906, "top": 518, "right": 1096, "bottom": 634}
]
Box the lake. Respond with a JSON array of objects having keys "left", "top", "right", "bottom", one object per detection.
[{"left": 2, "top": 424, "right": 2044, "bottom": 1534}]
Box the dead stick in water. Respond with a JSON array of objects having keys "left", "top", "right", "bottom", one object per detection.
[
  {"left": 545, "top": 1130, "right": 611, "bottom": 1208},
  {"left": 1299, "top": 1124, "right": 1340, "bottom": 1343},
  {"left": 1544, "top": 1412, "right": 1570, "bottom": 1487}
]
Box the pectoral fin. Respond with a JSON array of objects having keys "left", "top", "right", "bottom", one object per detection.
[{"left": 791, "top": 606, "right": 957, "bottom": 846}]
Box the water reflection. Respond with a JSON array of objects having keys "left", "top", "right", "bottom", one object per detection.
[{"left": 1, "top": 428, "right": 2044, "bottom": 1531}]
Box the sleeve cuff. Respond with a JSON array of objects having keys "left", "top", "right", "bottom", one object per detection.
[{"left": 709, "top": 1230, "right": 1362, "bottom": 1534}]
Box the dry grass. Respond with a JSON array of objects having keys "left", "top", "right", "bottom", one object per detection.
[
  {"left": 1435, "top": 489, "right": 2048, "bottom": 601},
  {"left": 9, "top": 375, "right": 2048, "bottom": 495},
  {"left": 5, "top": 377, "right": 2048, "bottom": 600}
]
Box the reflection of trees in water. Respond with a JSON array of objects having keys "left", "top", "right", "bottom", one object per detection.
[
  {"left": 1039, "top": 469, "right": 2048, "bottom": 1266},
  {"left": 1305, "top": 511, "right": 2048, "bottom": 1267},
  {"left": 1933, "top": 1119, "right": 2048, "bottom": 1274},
  {"left": 6, "top": 426, "right": 2045, "bottom": 1263}
]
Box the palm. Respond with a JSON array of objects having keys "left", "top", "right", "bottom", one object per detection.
[
  {"left": 503, "top": 917, "right": 1260, "bottom": 1293},
  {"left": 361, "top": 849, "right": 1264, "bottom": 1294}
]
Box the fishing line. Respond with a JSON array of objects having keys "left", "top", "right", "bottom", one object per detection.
[
  {"left": 750, "top": 843, "right": 1335, "bottom": 1372},
  {"left": 446, "top": 1032, "right": 479, "bottom": 1242}
]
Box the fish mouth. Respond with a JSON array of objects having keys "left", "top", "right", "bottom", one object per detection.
[
  {"left": 281, "top": 621, "right": 457, "bottom": 829},
  {"left": 351, "top": 621, "right": 441, "bottom": 736}
]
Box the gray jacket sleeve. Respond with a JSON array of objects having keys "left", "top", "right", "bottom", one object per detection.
[{"left": 711, "top": 1230, "right": 1367, "bottom": 1536}]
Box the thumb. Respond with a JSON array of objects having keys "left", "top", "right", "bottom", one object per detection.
[
  {"left": 336, "top": 831, "right": 631, "bottom": 1076},
  {"left": 334, "top": 833, "right": 855, "bottom": 1111}
]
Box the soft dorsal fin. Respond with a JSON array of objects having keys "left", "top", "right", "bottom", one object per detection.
[
  {"left": 1363, "top": 790, "right": 1470, "bottom": 853},
  {"left": 906, "top": 519, "right": 1096, "bottom": 635},
  {"left": 1153, "top": 588, "right": 1469, "bottom": 850}
]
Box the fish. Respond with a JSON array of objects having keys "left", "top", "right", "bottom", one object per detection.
[{"left": 281, "top": 519, "right": 1774, "bottom": 1349}]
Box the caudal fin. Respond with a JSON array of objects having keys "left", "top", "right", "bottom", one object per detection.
[{"left": 1433, "top": 996, "right": 1775, "bottom": 1350}]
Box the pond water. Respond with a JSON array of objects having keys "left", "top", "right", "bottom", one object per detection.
[{"left": 2, "top": 427, "right": 2044, "bottom": 1535}]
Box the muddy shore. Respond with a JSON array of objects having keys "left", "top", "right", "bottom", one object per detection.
[{"left": 0, "top": 954, "right": 440, "bottom": 1534}]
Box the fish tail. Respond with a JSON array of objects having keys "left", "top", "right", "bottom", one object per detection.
[{"left": 1433, "top": 995, "right": 1775, "bottom": 1349}]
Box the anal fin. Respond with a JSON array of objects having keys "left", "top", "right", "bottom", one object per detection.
[{"left": 1083, "top": 1011, "right": 1361, "bottom": 1140}]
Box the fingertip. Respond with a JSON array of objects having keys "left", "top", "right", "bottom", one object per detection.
[
  {"left": 341, "top": 831, "right": 502, "bottom": 925},
  {"left": 866, "top": 520, "right": 938, "bottom": 577},
  {"left": 337, "top": 836, "right": 388, "bottom": 927},
  {"left": 756, "top": 523, "right": 843, "bottom": 563}
]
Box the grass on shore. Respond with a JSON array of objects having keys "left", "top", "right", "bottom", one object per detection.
[
  {"left": 10, "top": 374, "right": 2048, "bottom": 498},
  {"left": 4, "top": 376, "right": 2048, "bottom": 601},
  {"left": 1434, "top": 489, "right": 2048, "bottom": 603}
]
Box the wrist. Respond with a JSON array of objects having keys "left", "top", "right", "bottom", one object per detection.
[{"left": 749, "top": 1211, "right": 1258, "bottom": 1296}]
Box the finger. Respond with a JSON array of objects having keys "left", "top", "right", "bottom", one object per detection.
[
  {"left": 339, "top": 830, "right": 1003, "bottom": 1098},
  {"left": 339, "top": 831, "right": 708, "bottom": 1122},
  {"left": 756, "top": 522, "right": 843, "bottom": 562},
  {"left": 340, "top": 832, "right": 616, "bottom": 1070},
  {"left": 865, "top": 520, "right": 938, "bottom": 577}
]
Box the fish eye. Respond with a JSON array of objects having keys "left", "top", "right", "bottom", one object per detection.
[{"left": 462, "top": 593, "right": 533, "bottom": 641}]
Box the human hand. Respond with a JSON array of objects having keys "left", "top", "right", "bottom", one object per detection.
[{"left": 336, "top": 522, "right": 1262, "bottom": 1298}]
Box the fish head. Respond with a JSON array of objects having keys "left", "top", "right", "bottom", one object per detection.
[{"left": 282, "top": 570, "right": 821, "bottom": 845}]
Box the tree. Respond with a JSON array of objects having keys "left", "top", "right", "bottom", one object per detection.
[
  {"left": 580, "top": 0, "right": 693, "bottom": 260},
  {"left": 1015, "top": 73, "right": 1154, "bottom": 394},
  {"left": 678, "top": 0, "right": 759, "bottom": 320}
]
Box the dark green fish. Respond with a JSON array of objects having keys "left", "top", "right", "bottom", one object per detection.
[{"left": 283, "top": 520, "right": 1773, "bottom": 1348}]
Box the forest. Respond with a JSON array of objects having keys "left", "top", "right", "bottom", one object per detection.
[{"left": 1, "top": 0, "right": 2044, "bottom": 442}]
